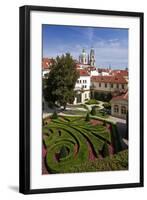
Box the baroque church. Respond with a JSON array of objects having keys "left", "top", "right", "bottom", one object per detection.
[{"left": 79, "top": 48, "right": 95, "bottom": 66}]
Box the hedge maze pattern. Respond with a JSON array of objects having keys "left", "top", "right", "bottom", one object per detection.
[{"left": 43, "top": 116, "right": 121, "bottom": 173}]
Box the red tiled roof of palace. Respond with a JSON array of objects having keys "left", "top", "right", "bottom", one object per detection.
[
  {"left": 77, "top": 69, "right": 90, "bottom": 76},
  {"left": 91, "top": 75, "right": 127, "bottom": 84},
  {"left": 111, "top": 70, "right": 128, "bottom": 77},
  {"left": 42, "top": 58, "right": 54, "bottom": 70},
  {"left": 111, "top": 91, "right": 128, "bottom": 101}
]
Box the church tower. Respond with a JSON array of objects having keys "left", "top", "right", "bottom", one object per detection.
[
  {"left": 79, "top": 48, "right": 88, "bottom": 64},
  {"left": 90, "top": 48, "right": 95, "bottom": 66}
]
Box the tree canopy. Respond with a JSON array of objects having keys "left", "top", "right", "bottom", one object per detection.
[{"left": 43, "top": 53, "right": 79, "bottom": 109}]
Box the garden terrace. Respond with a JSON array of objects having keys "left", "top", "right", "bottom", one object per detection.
[{"left": 42, "top": 116, "right": 124, "bottom": 174}]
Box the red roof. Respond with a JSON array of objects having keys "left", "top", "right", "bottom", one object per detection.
[
  {"left": 42, "top": 58, "right": 54, "bottom": 70},
  {"left": 91, "top": 75, "right": 127, "bottom": 84},
  {"left": 111, "top": 70, "right": 128, "bottom": 77},
  {"left": 77, "top": 69, "right": 90, "bottom": 76},
  {"left": 111, "top": 91, "right": 128, "bottom": 101}
]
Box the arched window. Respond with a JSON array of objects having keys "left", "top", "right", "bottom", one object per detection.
[
  {"left": 114, "top": 105, "right": 119, "bottom": 113},
  {"left": 121, "top": 106, "right": 127, "bottom": 114}
]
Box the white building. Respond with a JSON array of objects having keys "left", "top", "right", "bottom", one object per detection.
[{"left": 73, "top": 69, "right": 91, "bottom": 104}]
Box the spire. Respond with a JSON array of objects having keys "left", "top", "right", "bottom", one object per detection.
[{"left": 90, "top": 47, "right": 95, "bottom": 66}]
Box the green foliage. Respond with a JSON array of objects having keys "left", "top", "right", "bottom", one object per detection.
[
  {"left": 59, "top": 145, "right": 69, "bottom": 160},
  {"left": 65, "top": 150, "right": 128, "bottom": 173},
  {"left": 43, "top": 53, "right": 79, "bottom": 109},
  {"left": 103, "top": 102, "right": 111, "bottom": 109},
  {"left": 85, "top": 113, "right": 90, "bottom": 121},
  {"left": 44, "top": 116, "right": 113, "bottom": 173},
  {"left": 111, "top": 124, "right": 122, "bottom": 153},
  {"left": 51, "top": 111, "right": 58, "bottom": 119},
  {"left": 85, "top": 99, "right": 98, "bottom": 105},
  {"left": 102, "top": 142, "right": 109, "bottom": 157},
  {"left": 94, "top": 92, "right": 112, "bottom": 102},
  {"left": 91, "top": 106, "right": 96, "bottom": 115}
]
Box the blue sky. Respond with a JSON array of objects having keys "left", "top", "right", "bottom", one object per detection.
[{"left": 42, "top": 25, "right": 128, "bottom": 69}]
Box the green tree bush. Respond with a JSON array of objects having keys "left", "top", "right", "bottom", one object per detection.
[
  {"left": 59, "top": 145, "right": 68, "bottom": 160},
  {"left": 91, "top": 106, "right": 96, "bottom": 115},
  {"left": 51, "top": 111, "right": 58, "bottom": 119},
  {"left": 85, "top": 99, "right": 98, "bottom": 105},
  {"left": 43, "top": 53, "right": 79, "bottom": 110},
  {"left": 85, "top": 113, "right": 90, "bottom": 121},
  {"left": 103, "top": 102, "right": 111, "bottom": 109}
]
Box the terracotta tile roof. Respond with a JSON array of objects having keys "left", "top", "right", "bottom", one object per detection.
[
  {"left": 42, "top": 58, "right": 54, "bottom": 70},
  {"left": 91, "top": 75, "right": 127, "bottom": 84},
  {"left": 111, "top": 91, "right": 128, "bottom": 101},
  {"left": 111, "top": 70, "right": 128, "bottom": 77},
  {"left": 77, "top": 69, "right": 90, "bottom": 76}
]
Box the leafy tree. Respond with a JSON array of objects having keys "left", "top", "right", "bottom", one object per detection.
[
  {"left": 85, "top": 113, "right": 90, "bottom": 121},
  {"left": 43, "top": 53, "right": 79, "bottom": 110},
  {"left": 103, "top": 102, "right": 111, "bottom": 109},
  {"left": 91, "top": 106, "right": 96, "bottom": 115},
  {"left": 51, "top": 111, "right": 58, "bottom": 119}
]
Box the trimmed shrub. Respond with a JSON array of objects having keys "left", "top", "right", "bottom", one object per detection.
[
  {"left": 85, "top": 99, "right": 98, "bottom": 105},
  {"left": 51, "top": 111, "right": 58, "bottom": 119},
  {"left": 102, "top": 142, "right": 109, "bottom": 157},
  {"left": 103, "top": 102, "right": 111, "bottom": 109},
  {"left": 91, "top": 106, "right": 96, "bottom": 115},
  {"left": 85, "top": 113, "right": 90, "bottom": 122},
  {"left": 59, "top": 145, "right": 69, "bottom": 160}
]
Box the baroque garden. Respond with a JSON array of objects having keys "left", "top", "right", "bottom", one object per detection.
[{"left": 42, "top": 51, "right": 128, "bottom": 174}]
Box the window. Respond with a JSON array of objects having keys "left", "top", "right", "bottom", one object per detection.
[
  {"left": 77, "top": 80, "right": 79, "bottom": 83},
  {"left": 122, "top": 84, "right": 124, "bottom": 89},
  {"left": 121, "top": 106, "right": 127, "bottom": 114},
  {"left": 105, "top": 83, "right": 107, "bottom": 88},
  {"left": 85, "top": 93, "right": 87, "bottom": 98},
  {"left": 80, "top": 80, "right": 81, "bottom": 84},
  {"left": 111, "top": 84, "right": 113, "bottom": 88},
  {"left": 99, "top": 83, "right": 101, "bottom": 87},
  {"left": 85, "top": 80, "right": 87, "bottom": 83},
  {"left": 83, "top": 80, "right": 85, "bottom": 83},
  {"left": 117, "top": 84, "right": 119, "bottom": 89},
  {"left": 114, "top": 105, "right": 119, "bottom": 113}
]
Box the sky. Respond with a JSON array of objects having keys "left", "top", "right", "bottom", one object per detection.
[{"left": 42, "top": 25, "right": 128, "bottom": 69}]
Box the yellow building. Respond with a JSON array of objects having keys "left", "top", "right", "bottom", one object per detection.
[{"left": 110, "top": 92, "right": 128, "bottom": 119}]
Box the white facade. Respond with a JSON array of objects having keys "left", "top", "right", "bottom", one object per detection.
[
  {"left": 101, "top": 72, "right": 110, "bottom": 76},
  {"left": 42, "top": 69, "right": 50, "bottom": 78},
  {"left": 90, "top": 70, "right": 99, "bottom": 76},
  {"left": 74, "top": 75, "right": 91, "bottom": 104}
]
